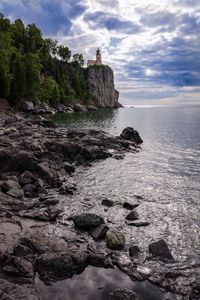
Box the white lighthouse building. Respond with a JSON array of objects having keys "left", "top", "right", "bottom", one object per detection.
[{"left": 87, "top": 48, "right": 102, "bottom": 66}]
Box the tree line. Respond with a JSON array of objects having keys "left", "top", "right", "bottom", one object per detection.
[{"left": 0, "top": 13, "right": 91, "bottom": 106}]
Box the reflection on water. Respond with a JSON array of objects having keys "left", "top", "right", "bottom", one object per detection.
[
  {"left": 50, "top": 109, "right": 117, "bottom": 131},
  {"left": 35, "top": 266, "right": 176, "bottom": 300},
  {"left": 50, "top": 107, "right": 200, "bottom": 263}
]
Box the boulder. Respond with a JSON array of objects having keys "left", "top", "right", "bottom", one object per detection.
[
  {"left": 72, "top": 213, "right": 104, "bottom": 229},
  {"left": 106, "top": 229, "right": 125, "bottom": 250},
  {"left": 23, "top": 184, "right": 37, "bottom": 193},
  {"left": 125, "top": 210, "right": 139, "bottom": 221},
  {"left": 63, "top": 162, "right": 75, "bottom": 173},
  {"left": 2, "top": 180, "right": 21, "bottom": 192},
  {"left": 87, "top": 105, "right": 98, "bottom": 111},
  {"left": 6, "top": 187, "right": 24, "bottom": 199},
  {"left": 123, "top": 202, "right": 139, "bottom": 210},
  {"left": 101, "top": 198, "right": 115, "bottom": 207},
  {"left": 22, "top": 101, "right": 34, "bottom": 112},
  {"left": 0, "top": 151, "right": 39, "bottom": 172},
  {"left": 109, "top": 288, "right": 137, "bottom": 300},
  {"left": 19, "top": 171, "right": 36, "bottom": 186},
  {"left": 90, "top": 224, "right": 109, "bottom": 241},
  {"left": 73, "top": 104, "right": 87, "bottom": 112},
  {"left": 129, "top": 246, "right": 140, "bottom": 257},
  {"left": 149, "top": 239, "right": 174, "bottom": 261},
  {"left": 120, "top": 127, "right": 143, "bottom": 144}
]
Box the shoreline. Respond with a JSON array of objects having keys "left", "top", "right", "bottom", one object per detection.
[{"left": 0, "top": 111, "right": 199, "bottom": 300}]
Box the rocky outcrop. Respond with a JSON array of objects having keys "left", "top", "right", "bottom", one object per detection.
[{"left": 87, "top": 65, "right": 121, "bottom": 108}]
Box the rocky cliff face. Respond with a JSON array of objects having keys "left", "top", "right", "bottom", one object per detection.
[{"left": 87, "top": 65, "right": 121, "bottom": 108}]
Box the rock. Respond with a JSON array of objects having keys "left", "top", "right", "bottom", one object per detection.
[
  {"left": 129, "top": 246, "right": 140, "bottom": 257},
  {"left": 2, "top": 180, "right": 21, "bottom": 192},
  {"left": 120, "top": 127, "right": 143, "bottom": 144},
  {"left": 72, "top": 213, "right": 105, "bottom": 229},
  {"left": 36, "top": 251, "right": 88, "bottom": 283},
  {"left": 23, "top": 184, "right": 37, "bottom": 193},
  {"left": 38, "top": 162, "right": 58, "bottom": 180},
  {"left": 22, "top": 101, "right": 34, "bottom": 112},
  {"left": 73, "top": 104, "right": 87, "bottom": 112},
  {"left": 123, "top": 202, "right": 139, "bottom": 210},
  {"left": 106, "top": 229, "right": 125, "bottom": 250},
  {"left": 125, "top": 210, "right": 139, "bottom": 221},
  {"left": 101, "top": 198, "right": 114, "bottom": 207},
  {"left": 87, "top": 105, "right": 98, "bottom": 111},
  {"left": 19, "top": 171, "right": 36, "bottom": 186},
  {"left": 63, "top": 162, "right": 75, "bottom": 173},
  {"left": 126, "top": 221, "right": 150, "bottom": 227},
  {"left": 0, "top": 151, "right": 39, "bottom": 172},
  {"left": 6, "top": 187, "right": 24, "bottom": 199},
  {"left": 90, "top": 224, "right": 109, "bottom": 240},
  {"left": 109, "top": 288, "right": 137, "bottom": 300},
  {"left": 149, "top": 239, "right": 174, "bottom": 261},
  {"left": 87, "top": 65, "right": 120, "bottom": 108},
  {"left": 37, "top": 178, "right": 45, "bottom": 188},
  {"left": 59, "top": 183, "right": 77, "bottom": 195}
]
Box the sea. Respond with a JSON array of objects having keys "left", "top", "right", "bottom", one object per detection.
[{"left": 46, "top": 106, "right": 200, "bottom": 300}]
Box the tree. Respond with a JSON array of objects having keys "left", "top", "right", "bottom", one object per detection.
[
  {"left": 58, "top": 45, "right": 71, "bottom": 62},
  {"left": 25, "top": 24, "right": 43, "bottom": 52},
  {"left": 72, "top": 53, "right": 84, "bottom": 67}
]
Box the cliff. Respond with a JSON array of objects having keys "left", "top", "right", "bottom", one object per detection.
[{"left": 87, "top": 65, "right": 121, "bottom": 108}]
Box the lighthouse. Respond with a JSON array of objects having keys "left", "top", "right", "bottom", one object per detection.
[
  {"left": 87, "top": 49, "right": 103, "bottom": 66},
  {"left": 96, "top": 48, "right": 102, "bottom": 65}
]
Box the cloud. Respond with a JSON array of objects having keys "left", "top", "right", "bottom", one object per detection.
[{"left": 1, "top": 0, "right": 200, "bottom": 105}]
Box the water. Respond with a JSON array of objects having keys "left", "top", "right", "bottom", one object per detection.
[
  {"left": 36, "top": 266, "right": 176, "bottom": 300},
  {"left": 51, "top": 107, "right": 200, "bottom": 262}
]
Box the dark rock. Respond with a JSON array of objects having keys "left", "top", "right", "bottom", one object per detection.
[
  {"left": 129, "top": 246, "right": 140, "bottom": 257},
  {"left": 123, "top": 202, "right": 139, "bottom": 210},
  {"left": 6, "top": 187, "right": 24, "bottom": 199},
  {"left": 38, "top": 162, "right": 58, "bottom": 180},
  {"left": 23, "top": 184, "right": 37, "bottom": 193},
  {"left": 32, "top": 119, "right": 57, "bottom": 128},
  {"left": 63, "top": 162, "right": 75, "bottom": 173},
  {"left": 106, "top": 229, "right": 125, "bottom": 250},
  {"left": 87, "top": 105, "right": 98, "bottom": 111},
  {"left": 2, "top": 180, "right": 21, "bottom": 192},
  {"left": 22, "top": 101, "right": 34, "bottom": 112},
  {"left": 125, "top": 211, "right": 139, "bottom": 221},
  {"left": 149, "top": 239, "right": 174, "bottom": 261},
  {"left": 90, "top": 224, "right": 109, "bottom": 240},
  {"left": 120, "top": 127, "right": 143, "bottom": 144},
  {"left": 73, "top": 104, "right": 87, "bottom": 112},
  {"left": 109, "top": 288, "right": 137, "bottom": 300},
  {"left": 101, "top": 198, "right": 115, "bottom": 207},
  {"left": 59, "top": 183, "right": 77, "bottom": 195},
  {"left": 0, "top": 151, "right": 39, "bottom": 172},
  {"left": 36, "top": 251, "right": 88, "bottom": 283},
  {"left": 19, "top": 171, "right": 36, "bottom": 186},
  {"left": 72, "top": 213, "right": 105, "bottom": 229},
  {"left": 126, "top": 221, "right": 150, "bottom": 227}
]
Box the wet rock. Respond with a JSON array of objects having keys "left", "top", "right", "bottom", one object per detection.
[
  {"left": 2, "top": 180, "right": 21, "bottom": 192},
  {"left": 123, "top": 202, "right": 139, "bottom": 210},
  {"left": 125, "top": 211, "right": 139, "bottom": 221},
  {"left": 120, "top": 127, "right": 143, "bottom": 144},
  {"left": 73, "top": 104, "right": 87, "bottom": 112},
  {"left": 109, "top": 288, "right": 137, "bottom": 300},
  {"left": 106, "top": 229, "right": 125, "bottom": 250},
  {"left": 38, "top": 162, "right": 57, "bottom": 180},
  {"left": 126, "top": 221, "right": 150, "bottom": 227},
  {"left": 36, "top": 251, "right": 88, "bottom": 283},
  {"left": 90, "top": 224, "right": 109, "bottom": 240},
  {"left": 19, "top": 171, "right": 36, "bottom": 186},
  {"left": 149, "top": 239, "right": 174, "bottom": 261},
  {"left": 72, "top": 213, "right": 105, "bottom": 229},
  {"left": 23, "top": 184, "right": 37, "bottom": 193},
  {"left": 63, "top": 162, "right": 75, "bottom": 173},
  {"left": 59, "top": 182, "right": 77, "bottom": 195},
  {"left": 101, "top": 198, "right": 115, "bottom": 207},
  {"left": 129, "top": 246, "right": 140, "bottom": 257},
  {"left": 0, "top": 151, "right": 39, "bottom": 172},
  {"left": 6, "top": 187, "right": 24, "bottom": 199},
  {"left": 22, "top": 101, "right": 34, "bottom": 112}
]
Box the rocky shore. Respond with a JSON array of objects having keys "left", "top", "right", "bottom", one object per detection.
[{"left": 0, "top": 112, "right": 199, "bottom": 300}]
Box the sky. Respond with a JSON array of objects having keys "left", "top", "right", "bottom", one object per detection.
[{"left": 1, "top": 0, "right": 200, "bottom": 106}]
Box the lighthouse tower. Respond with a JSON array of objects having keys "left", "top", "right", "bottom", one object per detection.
[{"left": 96, "top": 48, "right": 102, "bottom": 65}]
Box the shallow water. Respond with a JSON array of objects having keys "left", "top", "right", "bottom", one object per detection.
[
  {"left": 35, "top": 266, "right": 176, "bottom": 300},
  {"left": 51, "top": 107, "right": 200, "bottom": 263}
]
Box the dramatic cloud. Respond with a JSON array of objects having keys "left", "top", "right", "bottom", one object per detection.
[{"left": 1, "top": 0, "right": 200, "bottom": 105}]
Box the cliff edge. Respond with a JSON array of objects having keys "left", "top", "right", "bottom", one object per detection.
[{"left": 87, "top": 65, "right": 122, "bottom": 108}]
